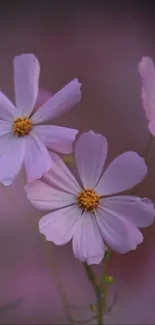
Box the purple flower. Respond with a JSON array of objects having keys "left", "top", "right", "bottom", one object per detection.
[
  {"left": 25, "top": 131, "right": 155, "bottom": 265},
  {"left": 138, "top": 57, "right": 155, "bottom": 135},
  {"left": 0, "top": 53, "right": 81, "bottom": 184}
]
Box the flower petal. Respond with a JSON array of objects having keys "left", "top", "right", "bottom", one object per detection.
[
  {"left": 95, "top": 205, "right": 143, "bottom": 254},
  {"left": 0, "top": 91, "right": 19, "bottom": 121},
  {"left": 72, "top": 212, "right": 105, "bottom": 265},
  {"left": 42, "top": 152, "right": 81, "bottom": 194},
  {"left": 75, "top": 131, "right": 108, "bottom": 188},
  {"left": 13, "top": 54, "right": 40, "bottom": 116},
  {"left": 0, "top": 120, "right": 12, "bottom": 135},
  {"left": 96, "top": 152, "right": 147, "bottom": 196},
  {"left": 33, "top": 125, "right": 78, "bottom": 154},
  {"left": 24, "top": 132, "right": 52, "bottom": 182},
  {"left": 25, "top": 179, "right": 76, "bottom": 210},
  {"left": 100, "top": 196, "right": 155, "bottom": 228},
  {"left": 0, "top": 135, "right": 25, "bottom": 185},
  {"left": 138, "top": 57, "right": 155, "bottom": 120},
  {"left": 31, "top": 79, "right": 82, "bottom": 124},
  {"left": 39, "top": 205, "right": 81, "bottom": 245}
]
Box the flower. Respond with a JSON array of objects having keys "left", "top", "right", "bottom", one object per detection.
[
  {"left": 138, "top": 56, "right": 155, "bottom": 136},
  {"left": 25, "top": 131, "right": 155, "bottom": 265},
  {"left": 0, "top": 53, "right": 81, "bottom": 185}
]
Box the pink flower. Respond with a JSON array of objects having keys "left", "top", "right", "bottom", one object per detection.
[
  {"left": 0, "top": 53, "right": 81, "bottom": 185},
  {"left": 138, "top": 57, "right": 155, "bottom": 135},
  {"left": 25, "top": 131, "right": 155, "bottom": 265}
]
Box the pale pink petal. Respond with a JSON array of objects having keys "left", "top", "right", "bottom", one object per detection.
[
  {"left": 39, "top": 205, "right": 81, "bottom": 244},
  {"left": 100, "top": 196, "right": 155, "bottom": 228},
  {"left": 72, "top": 212, "right": 105, "bottom": 265},
  {"left": 148, "top": 119, "right": 155, "bottom": 136},
  {"left": 31, "top": 79, "right": 82, "bottom": 124},
  {"left": 0, "top": 120, "right": 12, "bottom": 135},
  {"left": 13, "top": 54, "right": 40, "bottom": 116},
  {"left": 0, "top": 91, "right": 20, "bottom": 121},
  {"left": 34, "top": 88, "right": 53, "bottom": 112},
  {"left": 33, "top": 125, "right": 78, "bottom": 154},
  {"left": 95, "top": 152, "right": 147, "bottom": 195},
  {"left": 0, "top": 135, "right": 25, "bottom": 185},
  {"left": 75, "top": 131, "right": 108, "bottom": 188},
  {"left": 0, "top": 133, "right": 14, "bottom": 157},
  {"left": 42, "top": 152, "right": 81, "bottom": 194},
  {"left": 25, "top": 180, "right": 76, "bottom": 210},
  {"left": 138, "top": 57, "right": 155, "bottom": 120},
  {"left": 95, "top": 205, "right": 143, "bottom": 254},
  {"left": 24, "top": 133, "right": 52, "bottom": 182}
]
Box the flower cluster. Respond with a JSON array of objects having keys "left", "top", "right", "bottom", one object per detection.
[{"left": 1, "top": 53, "right": 155, "bottom": 266}]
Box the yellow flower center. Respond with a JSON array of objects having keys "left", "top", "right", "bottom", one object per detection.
[
  {"left": 12, "top": 117, "right": 32, "bottom": 136},
  {"left": 77, "top": 189, "right": 100, "bottom": 211}
]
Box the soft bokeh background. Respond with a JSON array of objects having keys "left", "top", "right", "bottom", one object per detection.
[{"left": 0, "top": 1, "right": 155, "bottom": 324}]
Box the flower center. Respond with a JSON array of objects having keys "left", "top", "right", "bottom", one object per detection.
[
  {"left": 77, "top": 189, "right": 100, "bottom": 211},
  {"left": 12, "top": 117, "right": 32, "bottom": 136}
]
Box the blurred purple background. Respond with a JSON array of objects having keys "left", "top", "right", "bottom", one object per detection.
[{"left": 0, "top": 1, "right": 155, "bottom": 323}]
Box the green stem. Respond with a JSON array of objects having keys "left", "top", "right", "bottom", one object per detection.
[
  {"left": 83, "top": 263, "right": 101, "bottom": 298},
  {"left": 97, "top": 297, "right": 104, "bottom": 325},
  {"left": 84, "top": 263, "right": 103, "bottom": 325},
  {"left": 100, "top": 251, "right": 110, "bottom": 313}
]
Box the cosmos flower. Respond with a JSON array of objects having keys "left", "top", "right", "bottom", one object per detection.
[
  {"left": 0, "top": 53, "right": 81, "bottom": 185},
  {"left": 138, "top": 56, "right": 155, "bottom": 136},
  {"left": 25, "top": 131, "right": 155, "bottom": 265}
]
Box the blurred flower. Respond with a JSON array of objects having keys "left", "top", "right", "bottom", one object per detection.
[
  {"left": 138, "top": 57, "right": 155, "bottom": 136},
  {"left": 25, "top": 131, "right": 155, "bottom": 265},
  {"left": 0, "top": 53, "right": 81, "bottom": 184}
]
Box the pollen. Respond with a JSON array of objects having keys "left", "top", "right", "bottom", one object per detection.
[
  {"left": 13, "top": 117, "right": 32, "bottom": 136},
  {"left": 77, "top": 189, "right": 100, "bottom": 211}
]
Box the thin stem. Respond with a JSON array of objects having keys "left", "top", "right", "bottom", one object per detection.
[
  {"left": 83, "top": 263, "right": 104, "bottom": 325},
  {"left": 100, "top": 252, "right": 110, "bottom": 314},
  {"left": 97, "top": 297, "right": 104, "bottom": 325},
  {"left": 83, "top": 263, "right": 102, "bottom": 298}
]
